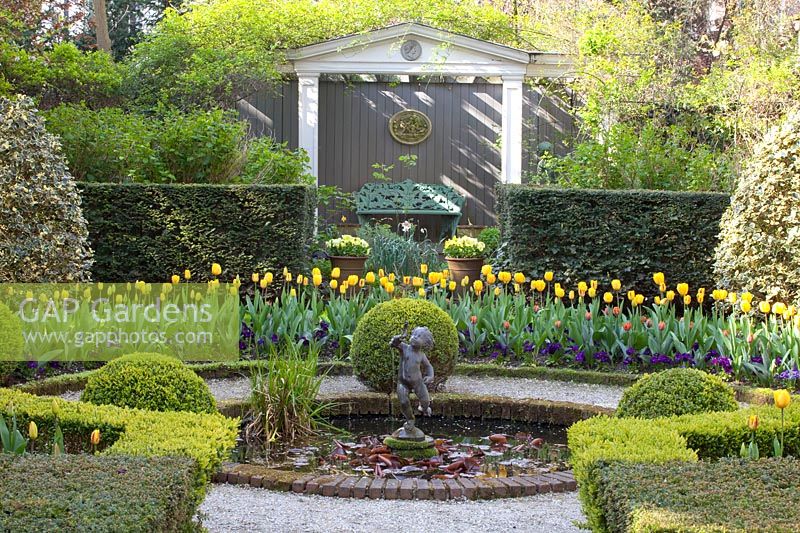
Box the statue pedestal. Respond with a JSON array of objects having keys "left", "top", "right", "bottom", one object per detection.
[{"left": 384, "top": 429, "right": 437, "bottom": 460}]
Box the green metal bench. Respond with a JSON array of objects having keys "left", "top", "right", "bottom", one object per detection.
[{"left": 355, "top": 179, "right": 466, "bottom": 240}]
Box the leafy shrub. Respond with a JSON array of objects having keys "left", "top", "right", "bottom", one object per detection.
[
  {"left": 568, "top": 399, "right": 800, "bottom": 532},
  {"left": 240, "top": 137, "right": 313, "bottom": 185},
  {"left": 554, "top": 121, "right": 734, "bottom": 192},
  {"left": 0, "top": 454, "right": 198, "bottom": 532},
  {"left": 358, "top": 223, "right": 441, "bottom": 276},
  {"left": 79, "top": 183, "right": 316, "bottom": 281},
  {"left": 0, "top": 302, "right": 23, "bottom": 386},
  {"left": 598, "top": 458, "right": 800, "bottom": 533},
  {"left": 0, "top": 42, "right": 124, "bottom": 109},
  {"left": 81, "top": 353, "right": 216, "bottom": 414},
  {"left": 351, "top": 298, "right": 458, "bottom": 393},
  {"left": 616, "top": 368, "right": 738, "bottom": 419},
  {"left": 497, "top": 186, "right": 729, "bottom": 294},
  {"left": 0, "top": 96, "right": 93, "bottom": 282},
  {"left": 715, "top": 109, "right": 800, "bottom": 303},
  {"left": 477, "top": 227, "right": 501, "bottom": 258},
  {"left": 0, "top": 387, "right": 238, "bottom": 496}
]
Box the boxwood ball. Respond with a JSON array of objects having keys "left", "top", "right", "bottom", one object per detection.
[{"left": 351, "top": 298, "right": 458, "bottom": 393}]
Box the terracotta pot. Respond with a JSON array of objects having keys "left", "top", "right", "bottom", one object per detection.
[
  {"left": 329, "top": 256, "right": 368, "bottom": 281},
  {"left": 446, "top": 257, "right": 484, "bottom": 286}
]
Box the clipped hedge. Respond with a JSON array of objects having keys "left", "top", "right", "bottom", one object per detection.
[
  {"left": 79, "top": 183, "right": 316, "bottom": 282},
  {"left": 0, "top": 454, "right": 198, "bottom": 532},
  {"left": 598, "top": 458, "right": 800, "bottom": 532},
  {"left": 497, "top": 186, "right": 729, "bottom": 293},
  {"left": 568, "top": 400, "right": 800, "bottom": 532},
  {"left": 0, "top": 388, "right": 238, "bottom": 497}
]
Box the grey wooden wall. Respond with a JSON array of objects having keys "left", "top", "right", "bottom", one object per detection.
[{"left": 238, "top": 79, "right": 576, "bottom": 228}]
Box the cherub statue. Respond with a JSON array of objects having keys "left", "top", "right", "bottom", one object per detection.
[{"left": 390, "top": 324, "right": 435, "bottom": 434}]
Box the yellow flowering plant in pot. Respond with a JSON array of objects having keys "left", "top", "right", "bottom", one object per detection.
[
  {"left": 443, "top": 236, "right": 486, "bottom": 286},
  {"left": 326, "top": 235, "right": 371, "bottom": 280}
]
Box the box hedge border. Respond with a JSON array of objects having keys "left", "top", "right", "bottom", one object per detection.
[
  {"left": 496, "top": 186, "right": 730, "bottom": 294},
  {"left": 0, "top": 388, "right": 238, "bottom": 499},
  {"left": 568, "top": 400, "right": 800, "bottom": 532},
  {"left": 0, "top": 454, "right": 199, "bottom": 532},
  {"left": 79, "top": 183, "right": 316, "bottom": 282}
]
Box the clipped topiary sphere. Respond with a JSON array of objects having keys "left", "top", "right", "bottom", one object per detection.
[
  {"left": 0, "top": 302, "right": 24, "bottom": 385},
  {"left": 81, "top": 353, "right": 216, "bottom": 413},
  {"left": 616, "top": 368, "right": 738, "bottom": 419},
  {"left": 351, "top": 298, "right": 458, "bottom": 393}
]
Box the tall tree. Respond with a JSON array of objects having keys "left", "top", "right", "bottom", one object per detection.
[{"left": 93, "top": 0, "right": 111, "bottom": 51}]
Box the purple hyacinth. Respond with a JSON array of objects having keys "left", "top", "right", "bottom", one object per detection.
[
  {"left": 593, "top": 351, "right": 611, "bottom": 364},
  {"left": 575, "top": 351, "right": 586, "bottom": 364}
]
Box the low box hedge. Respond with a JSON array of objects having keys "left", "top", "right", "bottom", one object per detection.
[
  {"left": 0, "top": 454, "right": 199, "bottom": 532},
  {"left": 496, "top": 186, "right": 730, "bottom": 293},
  {"left": 568, "top": 401, "right": 800, "bottom": 532},
  {"left": 0, "top": 388, "right": 238, "bottom": 497},
  {"left": 598, "top": 458, "right": 800, "bottom": 532},
  {"left": 79, "top": 183, "right": 316, "bottom": 282}
]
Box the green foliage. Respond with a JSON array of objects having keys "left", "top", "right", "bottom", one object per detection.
[
  {"left": 0, "top": 413, "right": 27, "bottom": 455},
  {"left": 45, "top": 104, "right": 247, "bottom": 183},
  {"left": 0, "top": 387, "right": 238, "bottom": 495},
  {"left": 555, "top": 121, "right": 734, "bottom": 192},
  {"left": 79, "top": 183, "right": 316, "bottom": 281},
  {"left": 477, "top": 227, "right": 501, "bottom": 258},
  {"left": 351, "top": 298, "right": 458, "bottom": 393},
  {"left": 568, "top": 399, "right": 800, "bottom": 532},
  {"left": 497, "top": 186, "right": 729, "bottom": 293},
  {"left": 714, "top": 109, "right": 800, "bottom": 303},
  {"left": 81, "top": 353, "right": 216, "bottom": 414},
  {"left": 240, "top": 137, "right": 313, "bottom": 185},
  {"left": 0, "top": 454, "right": 199, "bottom": 532},
  {"left": 0, "top": 43, "right": 124, "bottom": 109},
  {"left": 0, "top": 96, "right": 93, "bottom": 283},
  {"left": 0, "top": 302, "right": 23, "bottom": 385},
  {"left": 358, "top": 223, "right": 441, "bottom": 276},
  {"left": 616, "top": 368, "right": 738, "bottom": 419},
  {"left": 126, "top": 0, "right": 520, "bottom": 109},
  {"left": 598, "top": 458, "right": 800, "bottom": 533}
]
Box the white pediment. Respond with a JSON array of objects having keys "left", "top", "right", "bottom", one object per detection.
[{"left": 287, "top": 23, "right": 530, "bottom": 76}]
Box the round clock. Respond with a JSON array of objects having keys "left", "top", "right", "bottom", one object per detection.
[{"left": 400, "top": 40, "right": 422, "bottom": 61}]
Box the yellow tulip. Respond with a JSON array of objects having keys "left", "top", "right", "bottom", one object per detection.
[
  {"left": 448, "top": 281, "right": 457, "bottom": 291},
  {"left": 677, "top": 283, "right": 689, "bottom": 296},
  {"left": 338, "top": 284, "right": 346, "bottom": 295},
  {"left": 590, "top": 280, "right": 598, "bottom": 291},
  {"left": 568, "top": 290, "right": 575, "bottom": 300},
  {"left": 544, "top": 271, "right": 554, "bottom": 282},
  {"left": 412, "top": 276, "right": 424, "bottom": 287},
  {"left": 330, "top": 279, "right": 338, "bottom": 290},
  {"left": 313, "top": 274, "right": 323, "bottom": 287},
  {"left": 184, "top": 269, "right": 191, "bottom": 280},
  {"left": 774, "top": 389, "right": 791, "bottom": 409},
  {"left": 712, "top": 289, "right": 728, "bottom": 302},
  {"left": 170, "top": 274, "right": 179, "bottom": 284},
  {"left": 481, "top": 264, "right": 493, "bottom": 277},
  {"left": 635, "top": 294, "right": 645, "bottom": 306},
  {"left": 348, "top": 274, "right": 359, "bottom": 286},
  {"left": 440, "top": 278, "right": 447, "bottom": 289},
  {"left": 666, "top": 290, "right": 675, "bottom": 301},
  {"left": 532, "top": 279, "right": 546, "bottom": 292},
  {"left": 513, "top": 272, "right": 526, "bottom": 284},
  {"left": 748, "top": 414, "right": 759, "bottom": 431},
  {"left": 211, "top": 263, "right": 222, "bottom": 276},
  {"left": 312, "top": 267, "right": 321, "bottom": 276},
  {"left": 627, "top": 290, "right": 636, "bottom": 301},
  {"left": 578, "top": 281, "right": 588, "bottom": 295},
  {"left": 759, "top": 301, "right": 771, "bottom": 314},
  {"left": 420, "top": 264, "right": 428, "bottom": 275},
  {"left": 603, "top": 292, "right": 613, "bottom": 304},
  {"left": 473, "top": 280, "right": 484, "bottom": 293},
  {"left": 403, "top": 276, "right": 411, "bottom": 285},
  {"left": 461, "top": 276, "right": 470, "bottom": 287},
  {"left": 741, "top": 291, "right": 754, "bottom": 303},
  {"left": 365, "top": 272, "right": 376, "bottom": 284},
  {"left": 486, "top": 273, "right": 497, "bottom": 284},
  {"left": 29, "top": 421, "right": 37, "bottom": 440},
  {"left": 728, "top": 292, "right": 738, "bottom": 304},
  {"left": 388, "top": 273, "right": 396, "bottom": 282},
  {"left": 683, "top": 294, "right": 691, "bottom": 305},
  {"left": 378, "top": 268, "right": 385, "bottom": 277},
  {"left": 258, "top": 278, "right": 267, "bottom": 289},
  {"left": 652, "top": 272, "right": 665, "bottom": 286},
  {"left": 265, "top": 272, "right": 273, "bottom": 284},
  {"left": 741, "top": 300, "right": 752, "bottom": 313},
  {"left": 498, "top": 271, "right": 512, "bottom": 284},
  {"left": 772, "top": 302, "right": 787, "bottom": 316},
  {"left": 696, "top": 291, "right": 704, "bottom": 304},
  {"left": 654, "top": 296, "right": 662, "bottom": 305},
  {"left": 331, "top": 267, "right": 341, "bottom": 279},
  {"left": 251, "top": 272, "right": 259, "bottom": 283},
  {"left": 380, "top": 276, "right": 388, "bottom": 287},
  {"left": 494, "top": 287, "right": 502, "bottom": 296},
  {"left": 611, "top": 279, "right": 621, "bottom": 291},
  {"left": 588, "top": 287, "right": 597, "bottom": 298},
  {"left": 418, "top": 287, "right": 426, "bottom": 297},
  {"left": 90, "top": 429, "right": 101, "bottom": 446},
  {"left": 285, "top": 273, "right": 293, "bottom": 283},
  {"left": 428, "top": 272, "right": 442, "bottom": 285},
  {"left": 385, "top": 282, "right": 395, "bottom": 294},
  {"left": 555, "top": 286, "right": 565, "bottom": 299}
]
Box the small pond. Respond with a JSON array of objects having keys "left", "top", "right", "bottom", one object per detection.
[{"left": 233, "top": 415, "right": 569, "bottom": 480}]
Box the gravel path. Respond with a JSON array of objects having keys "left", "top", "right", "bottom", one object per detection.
[
  {"left": 205, "top": 374, "right": 624, "bottom": 408},
  {"left": 198, "top": 484, "right": 586, "bottom": 533}
]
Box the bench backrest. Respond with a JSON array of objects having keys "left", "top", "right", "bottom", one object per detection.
[{"left": 355, "top": 179, "right": 465, "bottom": 213}]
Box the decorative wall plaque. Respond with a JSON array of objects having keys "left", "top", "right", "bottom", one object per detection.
[
  {"left": 400, "top": 39, "right": 422, "bottom": 61},
  {"left": 389, "top": 110, "right": 432, "bottom": 145}
]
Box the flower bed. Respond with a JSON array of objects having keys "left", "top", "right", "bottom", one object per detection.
[
  {"left": 596, "top": 458, "right": 800, "bottom": 532},
  {"left": 0, "top": 454, "right": 199, "bottom": 532}
]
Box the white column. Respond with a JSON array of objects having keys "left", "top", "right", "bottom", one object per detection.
[
  {"left": 297, "top": 72, "right": 320, "bottom": 184},
  {"left": 501, "top": 74, "right": 524, "bottom": 184}
]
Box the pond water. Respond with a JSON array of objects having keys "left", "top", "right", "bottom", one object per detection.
[{"left": 233, "top": 415, "right": 569, "bottom": 480}]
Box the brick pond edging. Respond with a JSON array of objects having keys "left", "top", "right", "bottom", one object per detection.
[{"left": 212, "top": 464, "right": 577, "bottom": 500}]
